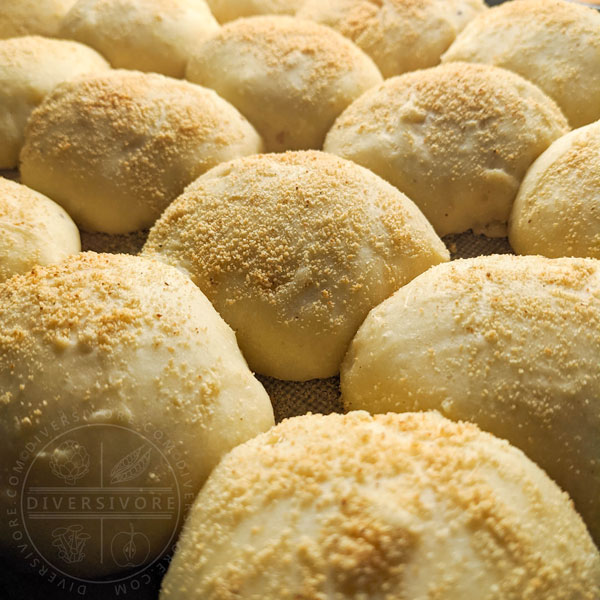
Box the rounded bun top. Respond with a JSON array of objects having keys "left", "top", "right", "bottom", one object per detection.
[
  {"left": 0, "top": 0, "right": 76, "bottom": 39},
  {"left": 298, "top": 0, "right": 487, "bottom": 78},
  {"left": 0, "top": 35, "right": 110, "bottom": 169},
  {"left": 20, "top": 69, "right": 263, "bottom": 234},
  {"left": 161, "top": 411, "right": 600, "bottom": 599},
  {"left": 442, "top": 0, "right": 600, "bottom": 128},
  {"left": 324, "top": 61, "right": 569, "bottom": 237},
  {"left": 0, "top": 177, "right": 80, "bottom": 283},
  {"left": 143, "top": 150, "right": 448, "bottom": 381},
  {"left": 60, "top": 0, "right": 220, "bottom": 78},
  {"left": 186, "top": 15, "right": 382, "bottom": 151},
  {"left": 509, "top": 120, "right": 600, "bottom": 259}
]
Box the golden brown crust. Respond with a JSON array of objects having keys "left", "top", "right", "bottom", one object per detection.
[
  {"left": 143, "top": 151, "right": 448, "bottom": 380},
  {"left": 324, "top": 62, "right": 569, "bottom": 236},
  {"left": 161, "top": 411, "right": 600, "bottom": 599}
]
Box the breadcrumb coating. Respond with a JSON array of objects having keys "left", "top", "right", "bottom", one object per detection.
[
  {"left": 143, "top": 151, "right": 449, "bottom": 381},
  {"left": 324, "top": 62, "right": 569, "bottom": 237},
  {"left": 342, "top": 254, "right": 600, "bottom": 545},
  {"left": 161, "top": 411, "right": 600, "bottom": 599}
]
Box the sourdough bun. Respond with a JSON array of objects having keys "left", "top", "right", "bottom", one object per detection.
[
  {"left": 206, "top": 0, "right": 304, "bottom": 22},
  {"left": 0, "top": 0, "right": 76, "bottom": 39},
  {"left": 161, "top": 411, "right": 600, "bottom": 599},
  {"left": 442, "top": 0, "right": 600, "bottom": 128},
  {"left": 60, "top": 0, "right": 219, "bottom": 78},
  {"left": 142, "top": 151, "right": 449, "bottom": 381},
  {"left": 0, "top": 252, "right": 274, "bottom": 577},
  {"left": 324, "top": 62, "right": 569, "bottom": 237},
  {"left": 186, "top": 16, "right": 382, "bottom": 151},
  {"left": 509, "top": 121, "right": 600, "bottom": 259},
  {"left": 0, "top": 35, "right": 109, "bottom": 169},
  {"left": 20, "top": 70, "right": 263, "bottom": 234},
  {"left": 342, "top": 254, "right": 600, "bottom": 545},
  {"left": 298, "top": 0, "right": 486, "bottom": 78},
  {"left": 0, "top": 177, "right": 80, "bottom": 282}
]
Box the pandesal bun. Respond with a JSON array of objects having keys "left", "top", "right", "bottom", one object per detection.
[
  {"left": 442, "top": 0, "right": 600, "bottom": 128},
  {"left": 0, "top": 35, "right": 109, "bottom": 169},
  {"left": 186, "top": 16, "right": 382, "bottom": 152},
  {"left": 324, "top": 62, "right": 569, "bottom": 237},
  {"left": 60, "top": 0, "right": 219, "bottom": 78},
  {"left": 161, "top": 411, "right": 600, "bottom": 599},
  {"left": 0, "top": 0, "right": 76, "bottom": 39},
  {"left": 342, "top": 254, "right": 600, "bottom": 544},
  {"left": 20, "top": 70, "right": 263, "bottom": 234},
  {"left": 298, "top": 0, "right": 486, "bottom": 78},
  {"left": 0, "top": 177, "right": 80, "bottom": 282},
  {"left": 143, "top": 151, "right": 449, "bottom": 381},
  {"left": 0, "top": 252, "right": 274, "bottom": 577},
  {"left": 509, "top": 121, "right": 600, "bottom": 259}
]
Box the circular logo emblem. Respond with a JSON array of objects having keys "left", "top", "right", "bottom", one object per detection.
[{"left": 5, "top": 412, "right": 191, "bottom": 595}]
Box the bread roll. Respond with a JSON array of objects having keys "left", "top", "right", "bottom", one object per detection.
[
  {"left": 161, "top": 411, "right": 600, "bottom": 599},
  {"left": 206, "top": 0, "right": 303, "bottom": 22},
  {"left": 20, "top": 70, "right": 263, "bottom": 234},
  {"left": 298, "top": 0, "right": 486, "bottom": 78},
  {"left": 342, "top": 254, "right": 600, "bottom": 545},
  {"left": 0, "top": 177, "right": 80, "bottom": 282},
  {"left": 324, "top": 62, "right": 569, "bottom": 237},
  {"left": 509, "top": 121, "right": 600, "bottom": 259},
  {"left": 0, "top": 252, "right": 274, "bottom": 578},
  {"left": 142, "top": 151, "right": 449, "bottom": 381},
  {"left": 442, "top": 0, "right": 600, "bottom": 128},
  {"left": 0, "top": 35, "right": 109, "bottom": 169},
  {"left": 186, "top": 16, "right": 382, "bottom": 152},
  {"left": 0, "top": 0, "right": 76, "bottom": 39},
  {"left": 60, "top": 0, "right": 219, "bottom": 78}
]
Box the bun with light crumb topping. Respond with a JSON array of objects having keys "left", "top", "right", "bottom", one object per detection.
[
  {"left": 0, "top": 0, "right": 76, "bottom": 39},
  {"left": 324, "top": 62, "right": 569, "bottom": 237},
  {"left": 342, "top": 254, "right": 600, "bottom": 545},
  {"left": 186, "top": 16, "right": 382, "bottom": 152},
  {"left": 142, "top": 151, "right": 449, "bottom": 381},
  {"left": 20, "top": 70, "right": 263, "bottom": 234},
  {"left": 0, "top": 252, "right": 274, "bottom": 577},
  {"left": 161, "top": 411, "right": 600, "bottom": 599},
  {"left": 60, "top": 0, "right": 219, "bottom": 78},
  {"left": 298, "top": 0, "right": 486, "bottom": 78},
  {"left": 206, "top": 0, "right": 303, "bottom": 23},
  {"left": 509, "top": 121, "right": 600, "bottom": 259},
  {"left": 442, "top": 0, "right": 600, "bottom": 128},
  {"left": 0, "top": 177, "right": 80, "bottom": 282},
  {"left": 0, "top": 35, "right": 109, "bottom": 169}
]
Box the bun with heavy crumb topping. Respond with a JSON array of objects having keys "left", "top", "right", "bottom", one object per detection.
[
  {"left": 161, "top": 411, "right": 600, "bottom": 599},
  {"left": 142, "top": 151, "right": 449, "bottom": 381},
  {"left": 0, "top": 35, "right": 109, "bottom": 169},
  {"left": 342, "top": 254, "right": 600, "bottom": 545},
  {"left": 324, "top": 62, "right": 569, "bottom": 237},
  {"left": 0, "top": 252, "right": 274, "bottom": 577},
  {"left": 186, "top": 16, "right": 382, "bottom": 152},
  {"left": 20, "top": 70, "right": 263, "bottom": 234}
]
